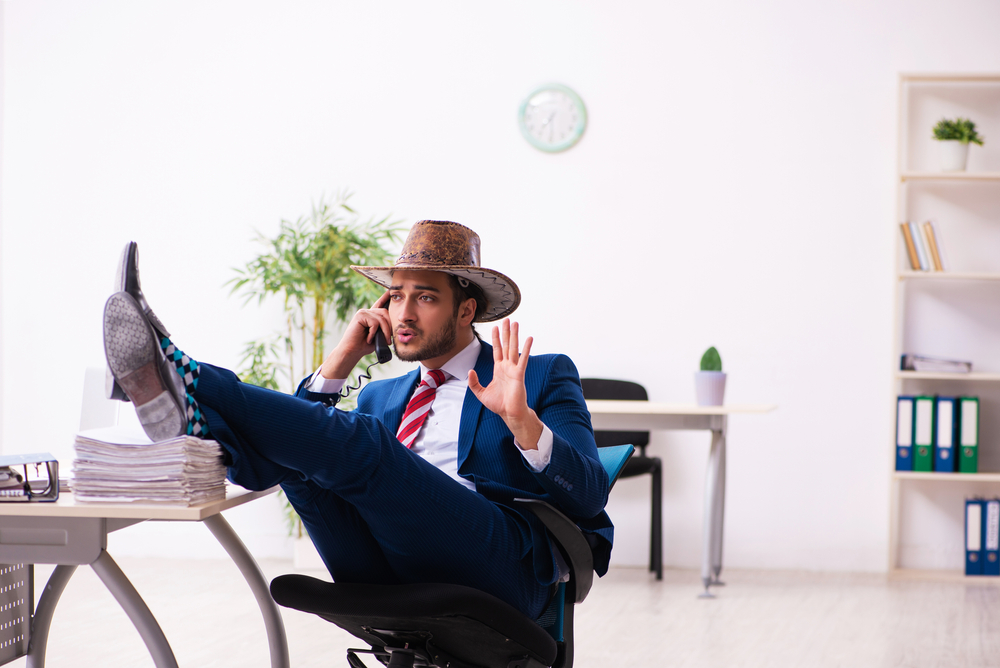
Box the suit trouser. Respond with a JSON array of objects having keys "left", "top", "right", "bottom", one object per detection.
[{"left": 193, "top": 363, "right": 553, "bottom": 618}]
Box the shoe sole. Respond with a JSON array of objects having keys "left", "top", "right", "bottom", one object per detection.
[
  {"left": 104, "top": 292, "right": 185, "bottom": 441},
  {"left": 107, "top": 242, "right": 170, "bottom": 402}
]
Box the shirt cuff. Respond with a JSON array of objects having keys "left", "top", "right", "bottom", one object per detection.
[
  {"left": 516, "top": 425, "right": 553, "bottom": 473},
  {"left": 305, "top": 368, "right": 346, "bottom": 395}
]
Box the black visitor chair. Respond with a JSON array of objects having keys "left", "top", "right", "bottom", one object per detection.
[
  {"left": 580, "top": 378, "right": 662, "bottom": 580},
  {"left": 269, "top": 443, "right": 634, "bottom": 668}
]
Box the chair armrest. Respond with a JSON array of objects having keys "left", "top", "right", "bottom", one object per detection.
[{"left": 513, "top": 498, "right": 594, "bottom": 603}]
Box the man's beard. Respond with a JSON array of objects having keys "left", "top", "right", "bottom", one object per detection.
[{"left": 394, "top": 314, "right": 458, "bottom": 362}]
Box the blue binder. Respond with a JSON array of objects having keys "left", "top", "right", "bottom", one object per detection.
[
  {"left": 986, "top": 499, "right": 1000, "bottom": 576},
  {"left": 966, "top": 499, "right": 985, "bottom": 576},
  {"left": 934, "top": 397, "right": 958, "bottom": 473},
  {"left": 896, "top": 396, "right": 914, "bottom": 471}
]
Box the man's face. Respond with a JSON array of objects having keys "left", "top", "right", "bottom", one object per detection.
[{"left": 388, "top": 270, "right": 467, "bottom": 364}]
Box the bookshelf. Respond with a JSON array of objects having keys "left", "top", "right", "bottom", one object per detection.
[{"left": 890, "top": 73, "right": 1000, "bottom": 579}]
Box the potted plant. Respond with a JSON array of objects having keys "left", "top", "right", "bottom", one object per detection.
[
  {"left": 695, "top": 346, "right": 726, "bottom": 406},
  {"left": 230, "top": 191, "right": 404, "bottom": 567},
  {"left": 932, "top": 117, "right": 985, "bottom": 171}
]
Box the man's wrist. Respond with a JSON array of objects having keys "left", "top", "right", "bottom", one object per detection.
[{"left": 505, "top": 409, "right": 543, "bottom": 450}]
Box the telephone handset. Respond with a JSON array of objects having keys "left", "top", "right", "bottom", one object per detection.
[
  {"left": 340, "top": 327, "right": 392, "bottom": 399},
  {"left": 374, "top": 329, "right": 393, "bottom": 364}
]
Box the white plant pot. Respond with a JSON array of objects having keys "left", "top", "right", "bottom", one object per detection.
[
  {"left": 293, "top": 535, "right": 326, "bottom": 570},
  {"left": 694, "top": 371, "right": 727, "bottom": 406},
  {"left": 938, "top": 140, "right": 970, "bottom": 172}
]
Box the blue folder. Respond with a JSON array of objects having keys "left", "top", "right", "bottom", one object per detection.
[
  {"left": 896, "top": 396, "right": 914, "bottom": 471},
  {"left": 934, "top": 397, "right": 958, "bottom": 473},
  {"left": 966, "top": 499, "right": 985, "bottom": 576},
  {"left": 986, "top": 499, "right": 1000, "bottom": 576}
]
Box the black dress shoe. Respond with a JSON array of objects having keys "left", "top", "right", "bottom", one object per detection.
[
  {"left": 106, "top": 242, "right": 171, "bottom": 401},
  {"left": 103, "top": 292, "right": 186, "bottom": 441}
]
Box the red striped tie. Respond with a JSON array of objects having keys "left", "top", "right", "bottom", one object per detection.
[{"left": 396, "top": 369, "right": 447, "bottom": 449}]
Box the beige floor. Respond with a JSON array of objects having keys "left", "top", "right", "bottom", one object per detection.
[{"left": 6, "top": 559, "right": 1000, "bottom": 667}]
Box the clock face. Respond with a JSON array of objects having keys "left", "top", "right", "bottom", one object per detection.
[{"left": 518, "top": 84, "right": 587, "bottom": 153}]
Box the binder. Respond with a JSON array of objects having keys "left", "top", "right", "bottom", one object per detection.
[
  {"left": 934, "top": 396, "right": 958, "bottom": 473},
  {"left": 912, "top": 396, "right": 935, "bottom": 472},
  {"left": 966, "top": 498, "right": 984, "bottom": 576},
  {"left": 959, "top": 397, "right": 979, "bottom": 474},
  {"left": 922, "top": 221, "right": 944, "bottom": 271},
  {"left": 895, "top": 396, "right": 914, "bottom": 471},
  {"left": 985, "top": 499, "right": 1000, "bottom": 576}
]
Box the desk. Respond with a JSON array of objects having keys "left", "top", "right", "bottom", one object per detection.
[
  {"left": 0, "top": 486, "right": 287, "bottom": 668},
  {"left": 586, "top": 401, "right": 776, "bottom": 597}
]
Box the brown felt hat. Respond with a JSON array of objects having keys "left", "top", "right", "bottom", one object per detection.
[{"left": 351, "top": 220, "right": 520, "bottom": 322}]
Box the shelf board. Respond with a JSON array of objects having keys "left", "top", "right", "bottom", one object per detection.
[
  {"left": 893, "top": 471, "right": 1000, "bottom": 482},
  {"left": 898, "top": 270, "right": 1000, "bottom": 281},
  {"left": 901, "top": 171, "right": 1000, "bottom": 181},
  {"left": 889, "top": 568, "right": 1000, "bottom": 584},
  {"left": 897, "top": 371, "right": 1000, "bottom": 382}
]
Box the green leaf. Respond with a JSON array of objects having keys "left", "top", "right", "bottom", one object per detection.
[{"left": 700, "top": 346, "right": 722, "bottom": 372}]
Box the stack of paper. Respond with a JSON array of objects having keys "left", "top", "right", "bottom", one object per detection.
[{"left": 72, "top": 425, "right": 227, "bottom": 505}]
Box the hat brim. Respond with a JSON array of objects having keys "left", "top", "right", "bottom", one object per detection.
[{"left": 351, "top": 265, "right": 521, "bottom": 322}]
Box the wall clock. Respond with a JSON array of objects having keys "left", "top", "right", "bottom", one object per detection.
[{"left": 518, "top": 84, "right": 587, "bottom": 153}]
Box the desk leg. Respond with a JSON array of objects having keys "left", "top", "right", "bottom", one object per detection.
[
  {"left": 204, "top": 514, "right": 290, "bottom": 668},
  {"left": 27, "top": 565, "right": 77, "bottom": 668},
  {"left": 90, "top": 550, "right": 178, "bottom": 668},
  {"left": 699, "top": 418, "right": 727, "bottom": 598},
  {"left": 710, "top": 422, "right": 727, "bottom": 586}
]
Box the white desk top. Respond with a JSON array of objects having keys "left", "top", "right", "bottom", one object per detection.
[
  {"left": 586, "top": 400, "right": 777, "bottom": 416},
  {"left": 0, "top": 484, "right": 278, "bottom": 521}
]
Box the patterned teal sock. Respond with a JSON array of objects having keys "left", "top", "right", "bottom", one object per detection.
[{"left": 160, "top": 337, "right": 212, "bottom": 438}]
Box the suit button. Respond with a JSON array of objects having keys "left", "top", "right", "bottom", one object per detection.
[{"left": 567, "top": 484, "right": 573, "bottom": 491}]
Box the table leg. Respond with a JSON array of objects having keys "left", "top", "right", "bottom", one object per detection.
[
  {"left": 699, "top": 418, "right": 728, "bottom": 598},
  {"left": 710, "top": 420, "right": 727, "bottom": 586},
  {"left": 27, "top": 565, "right": 77, "bottom": 668},
  {"left": 204, "top": 514, "right": 290, "bottom": 668},
  {"left": 90, "top": 550, "right": 178, "bottom": 668}
]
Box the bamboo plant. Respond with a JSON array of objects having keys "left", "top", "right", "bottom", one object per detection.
[{"left": 229, "top": 191, "right": 405, "bottom": 537}]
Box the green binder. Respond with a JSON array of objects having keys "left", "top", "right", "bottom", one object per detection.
[
  {"left": 959, "top": 397, "right": 979, "bottom": 474},
  {"left": 913, "top": 396, "right": 935, "bottom": 472}
]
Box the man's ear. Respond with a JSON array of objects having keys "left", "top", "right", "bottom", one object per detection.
[{"left": 459, "top": 297, "right": 477, "bottom": 326}]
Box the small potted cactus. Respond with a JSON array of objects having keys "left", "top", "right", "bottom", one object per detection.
[
  {"left": 695, "top": 346, "right": 726, "bottom": 406},
  {"left": 932, "top": 117, "right": 985, "bottom": 171}
]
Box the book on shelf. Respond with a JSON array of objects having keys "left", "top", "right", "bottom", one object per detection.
[
  {"left": 935, "top": 396, "right": 958, "bottom": 473},
  {"left": 72, "top": 425, "right": 227, "bottom": 506},
  {"left": 913, "top": 396, "right": 935, "bottom": 472},
  {"left": 966, "top": 497, "right": 1000, "bottom": 577},
  {"left": 967, "top": 499, "right": 984, "bottom": 575},
  {"left": 960, "top": 397, "right": 979, "bottom": 474},
  {"left": 922, "top": 221, "right": 945, "bottom": 271},
  {"left": 900, "top": 223, "right": 921, "bottom": 270},
  {"left": 895, "top": 394, "right": 980, "bottom": 473},
  {"left": 900, "top": 354, "right": 972, "bottom": 374},
  {"left": 899, "top": 220, "right": 947, "bottom": 272}
]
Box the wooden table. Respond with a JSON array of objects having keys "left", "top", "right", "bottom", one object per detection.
[
  {"left": 586, "top": 401, "right": 776, "bottom": 597},
  {"left": 0, "top": 485, "right": 287, "bottom": 668}
]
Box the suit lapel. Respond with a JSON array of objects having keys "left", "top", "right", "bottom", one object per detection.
[
  {"left": 458, "top": 342, "right": 493, "bottom": 465},
  {"left": 383, "top": 369, "right": 421, "bottom": 431}
]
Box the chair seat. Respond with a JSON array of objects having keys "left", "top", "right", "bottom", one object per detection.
[{"left": 270, "top": 575, "right": 558, "bottom": 668}]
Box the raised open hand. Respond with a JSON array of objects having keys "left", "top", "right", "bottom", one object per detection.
[{"left": 469, "top": 319, "right": 543, "bottom": 449}]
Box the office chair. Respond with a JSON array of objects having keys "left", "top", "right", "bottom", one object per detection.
[
  {"left": 269, "top": 443, "right": 634, "bottom": 668},
  {"left": 580, "top": 378, "right": 662, "bottom": 580}
]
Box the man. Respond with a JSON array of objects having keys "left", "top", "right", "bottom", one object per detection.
[{"left": 103, "top": 220, "right": 613, "bottom": 620}]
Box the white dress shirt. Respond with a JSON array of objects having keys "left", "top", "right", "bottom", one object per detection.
[{"left": 307, "top": 338, "right": 553, "bottom": 490}]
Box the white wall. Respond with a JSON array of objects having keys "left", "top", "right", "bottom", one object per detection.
[{"left": 3, "top": 0, "right": 1000, "bottom": 569}]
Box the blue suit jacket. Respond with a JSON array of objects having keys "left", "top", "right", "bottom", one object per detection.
[{"left": 298, "top": 342, "right": 614, "bottom": 578}]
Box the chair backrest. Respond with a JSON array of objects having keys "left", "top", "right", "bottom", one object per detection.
[{"left": 581, "top": 378, "right": 650, "bottom": 449}]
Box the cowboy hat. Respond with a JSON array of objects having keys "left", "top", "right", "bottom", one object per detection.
[{"left": 351, "top": 220, "right": 520, "bottom": 322}]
